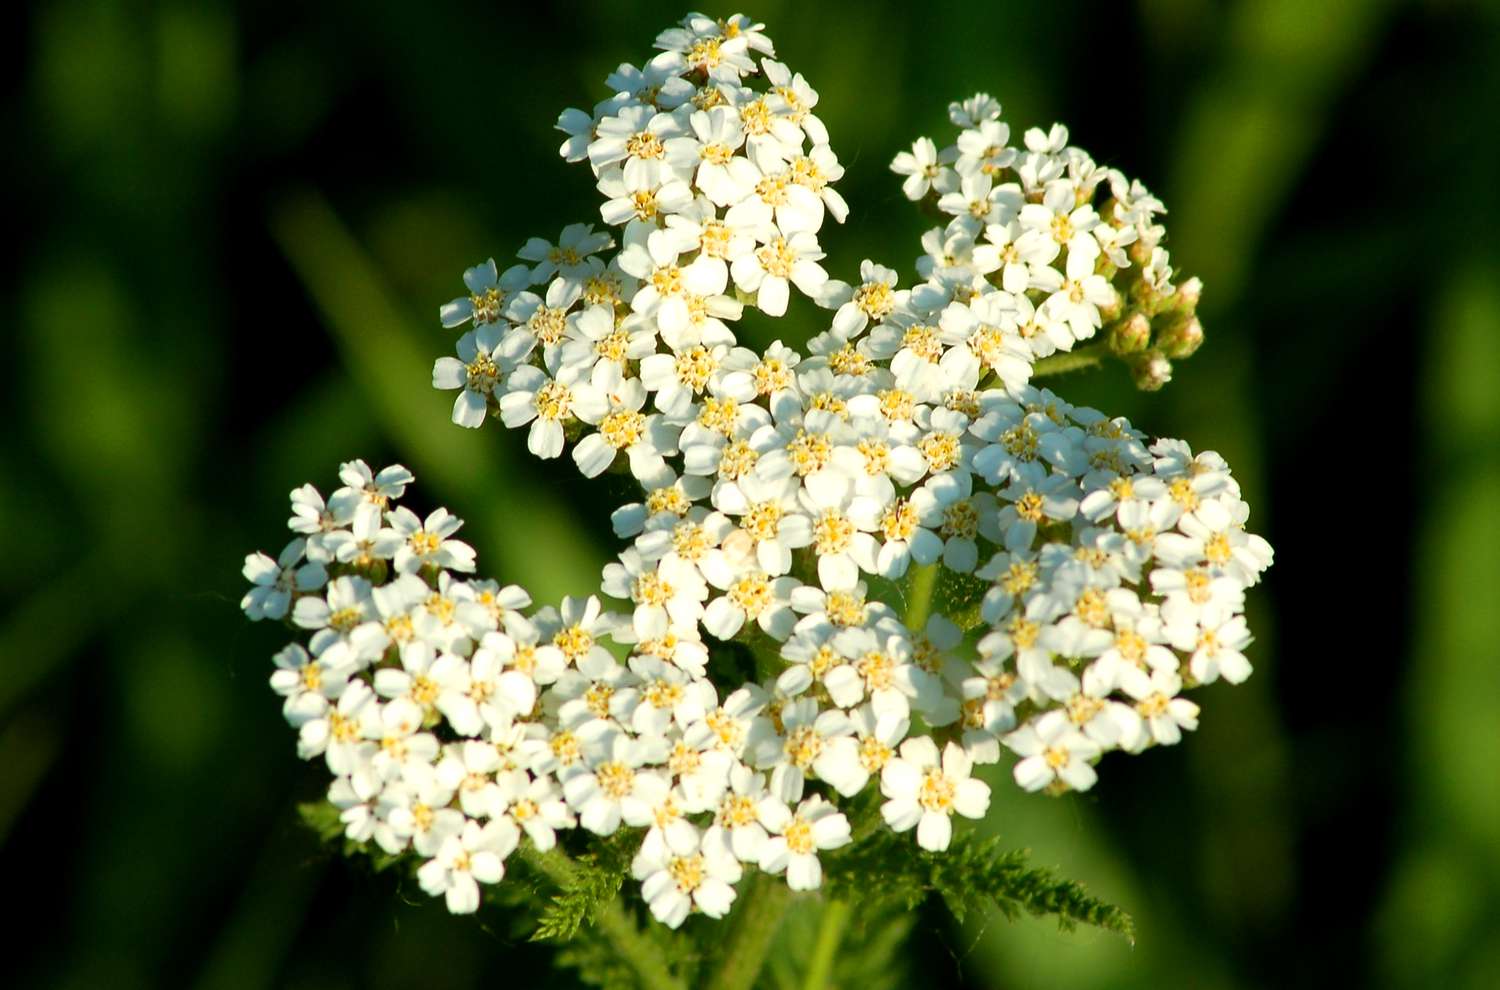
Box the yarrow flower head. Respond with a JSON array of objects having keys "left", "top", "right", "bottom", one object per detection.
[{"left": 241, "top": 12, "right": 1271, "bottom": 945}]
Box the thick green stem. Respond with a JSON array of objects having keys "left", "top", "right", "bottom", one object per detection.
[
  {"left": 800, "top": 898, "right": 852, "bottom": 990},
  {"left": 519, "top": 845, "right": 687, "bottom": 990},
  {"left": 708, "top": 874, "right": 792, "bottom": 990},
  {"left": 1031, "top": 342, "right": 1107, "bottom": 377},
  {"left": 904, "top": 562, "right": 939, "bottom": 629}
]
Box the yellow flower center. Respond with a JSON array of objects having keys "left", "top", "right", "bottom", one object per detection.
[
  {"left": 743, "top": 501, "right": 783, "bottom": 542},
  {"left": 918, "top": 432, "right": 961, "bottom": 472},
  {"left": 626, "top": 130, "right": 664, "bottom": 160},
  {"left": 596, "top": 761, "right": 634, "bottom": 799},
  {"left": 534, "top": 381, "right": 572, "bottom": 421},
  {"left": 728, "top": 573, "right": 773, "bottom": 616},
  {"left": 784, "top": 726, "right": 822, "bottom": 768},
  {"left": 854, "top": 281, "right": 895, "bottom": 320},
  {"left": 918, "top": 768, "right": 955, "bottom": 813},
  {"left": 941, "top": 500, "right": 979, "bottom": 540},
  {"left": 600, "top": 409, "right": 646, "bottom": 449},
  {"left": 554, "top": 625, "right": 594, "bottom": 662},
  {"left": 718, "top": 440, "right": 759, "bottom": 480},
  {"left": 813, "top": 509, "right": 854, "bottom": 555}
]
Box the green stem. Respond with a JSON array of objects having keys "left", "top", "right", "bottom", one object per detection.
[
  {"left": 519, "top": 845, "right": 687, "bottom": 990},
  {"left": 708, "top": 874, "right": 792, "bottom": 990},
  {"left": 904, "top": 562, "right": 939, "bottom": 629},
  {"left": 1031, "top": 342, "right": 1108, "bottom": 377},
  {"left": 800, "top": 899, "right": 852, "bottom": 990}
]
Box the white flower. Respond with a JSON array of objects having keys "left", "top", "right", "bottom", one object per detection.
[
  {"left": 682, "top": 685, "right": 768, "bottom": 760},
  {"left": 324, "top": 502, "right": 401, "bottom": 569},
  {"left": 631, "top": 827, "right": 741, "bottom": 929},
  {"left": 242, "top": 538, "right": 325, "bottom": 621},
  {"left": 813, "top": 704, "right": 907, "bottom": 797},
  {"left": 519, "top": 223, "right": 614, "bottom": 285},
  {"left": 607, "top": 55, "right": 696, "bottom": 110},
  {"left": 440, "top": 257, "right": 531, "bottom": 329},
  {"left": 558, "top": 305, "right": 658, "bottom": 379},
  {"left": 730, "top": 231, "right": 828, "bottom": 317},
  {"left": 571, "top": 364, "right": 680, "bottom": 480},
  {"left": 798, "top": 469, "right": 881, "bottom": 591},
  {"left": 908, "top": 474, "right": 995, "bottom": 574},
  {"left": 564, "top": 732, "right": 662, "bottom": 835},
  {"left": 619, "top": 227, "right": 727, "bottom": 339},
  {"left": 1040, "top": 242, "right": 1114, "bottom": 346},
  {"left": 505, "top": 277, "right": 581, "bottom": 362},
  {"left": 880, "top": 737, "right": 990, "bottom": 851},
  {"left": 1167, "top": 612, "right": 1253, "bottom": 685},
  {"left": 615, "top": 655, "right": 715, "bottom": 735},
  {"left": 373, "top": 640, "right": 469, "bottom": 717},
  {"left": 654, "top": 15, "right": 758, "bottom": 85},
  {"left": 890, "top": 137, "right": 953, "bottom": 201},
  {"left": 435, "top": 741, "right": 506, "bottom": 819},
  {"left": 386, "top": 505, "right": 476, "bottom": 574},
  {"left": 1120, "top": 669, "right": 1200, "bottom": 751},
  {"left": 668, "top": 106, "right": 756, "bottom": 206},
  {"left": 764, "top": 697, "right": 852, "bottom": 802},
  {"left": 758, "top": 795, "right": 850, "bottom": 890},
  {"left": 286, "top": 482, "right": 348, "bottom": 563},
  {"left": 825, "top": 260, "right": 907, "bottom": 340},
  {"left": 955, "top": 117, "right": 1015, "bottom": 177},
  {"left": 589, "top": 104, "right": 688, "bottom": 187},
  {"left": 293, "top": 575, "right": 389, "bottom": 671},
  {"left": 417, "top": 818, "right": 520, "bottom": 914},
  {"left": 269, "top": 642, "right": 345, "bottom": 726},
  {"left": 700, "top": 567, "right": 800, "bottom": 641},
  {"left": 442, "top": 635, "right": 540, "bottom": 733},
  {"left": 1006, "top": 713, "right": 1102, "bottom": 793},
  {"left": 597, "top": 164, "right": 693, "bottom": 233},
  {"left": 498, "top": 771, "right": 575, "bottom": 851},
  {"left": 499, "top": 363, "right": 608, "bottom": 460},
  {"left": 541, "top": 595, "right": 620, "bottom": 679},
  {"left": 950, "top": 93, "right": 1002, "bottom": 128},
  {"left": 703, "top": 763, "right": 772, "bottom": 862},
  {"left": 365, "top": 696, "right": 440, "bottom": 784},
  {"left": 384, "top": 761, "right": 464, "bottom": 855},
  {"left": 937, "top": 171, "right": 1022, "bottom": 228},
  {"left": 329, "top": 459, "right": 414, "bottom": 515},
  {"left": 825, "top": 627, "right": 940, "bottom": 720},
  {"left": 433, "top": 323, "right": 522, "bottom": 428}
]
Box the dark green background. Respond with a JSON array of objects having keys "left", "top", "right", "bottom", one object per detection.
[{"left": 8, "top": 1, "right": 1500, "bottom": 987}]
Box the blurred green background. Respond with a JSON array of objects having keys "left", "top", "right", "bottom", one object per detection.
[{"left": 8, "top": 0, "right": 1500, "bottom": 987}]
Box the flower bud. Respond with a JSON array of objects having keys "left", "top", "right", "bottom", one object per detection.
[
  {"left": 1096, "top": 283, "right": 1123, "bottom": 322},
  {"left": 1128, "top": 277, "right": 1164, "bottom": 316},
  {"left": 1130, "top": 350, "right": 1173, "bottom": 391},
  {"left": 1108, "top": 312, "right": 1152, "bottom": 356},
  {"left": 1171, "top": 276, "right": 1202, "bottom": 313},
  {"left": 1158, "top": 316, "right": 1203, "bottom": 359}
]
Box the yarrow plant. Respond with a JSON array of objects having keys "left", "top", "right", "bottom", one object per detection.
[{"left": 243, "top": 12, "right": 1271, "bottom": 988}]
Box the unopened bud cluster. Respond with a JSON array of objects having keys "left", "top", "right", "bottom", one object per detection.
[
  {"left": 242, "top": 12, "right": 1271, "bottom": 929},
  {"left": 895, "top": 107, "right": 1207, "bottom": 389}
]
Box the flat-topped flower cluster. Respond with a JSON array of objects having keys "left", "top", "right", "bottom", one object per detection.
[{"left": 242, "top": 12, "right": 1270, "bottom": 929}]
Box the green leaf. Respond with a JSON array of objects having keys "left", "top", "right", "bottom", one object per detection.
[
  {"left": 825, "top": 828, "right": 1133, "bottom": 943},
  {"left": 529, "top": 838, "right": 633, "bottom": 943},
  {"left": 296, "top": 800, "right": 344, "bottom": 845}
]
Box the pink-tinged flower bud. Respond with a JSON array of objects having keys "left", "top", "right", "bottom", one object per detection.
[
  {"left": 1171, "top": 276, "right": 1202, "bottom": 312},
  {"left": 1130, "top": 350, "right": 1173, "bottom": 391},
  {"left": 1109, "top": 312, "right": 1152, "bottom": 355},
  {"left": 1159, "top": 316, "right": 1204, "bottom": 359}
]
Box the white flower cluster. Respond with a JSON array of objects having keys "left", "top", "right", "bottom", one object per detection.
[
  {"left": 894, "top": 93, "right": 1203, "bottom": 386},
  {"left": 243, "top": 13, "right": 1272, "bottom": 930}
]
